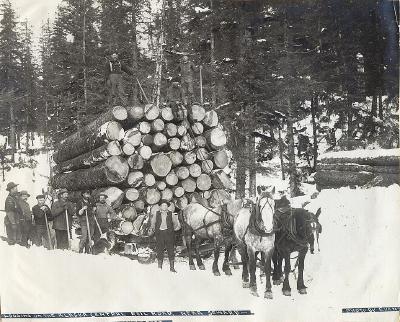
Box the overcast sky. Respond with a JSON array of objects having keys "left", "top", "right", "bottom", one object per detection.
[{"left": 11, "top": 0, "right": 62, "bottom": 44}]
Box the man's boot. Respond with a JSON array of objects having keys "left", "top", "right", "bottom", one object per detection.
[
  {"left": 158, "top": 259, "right": 163, "bottom": 269},
  {"left": 169, "top": 260, "right": 177, "bottom": 273}
]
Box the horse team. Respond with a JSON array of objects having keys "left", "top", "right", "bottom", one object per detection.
[{"left": 180, "top": 186, "right": 322, "bottom": 299}]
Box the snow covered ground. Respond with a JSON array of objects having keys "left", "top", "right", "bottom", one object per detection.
[{"left": 0, "top": 146, "right": 399, "bottom": 322}]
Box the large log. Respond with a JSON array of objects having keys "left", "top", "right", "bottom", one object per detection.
[
  {"left": 201, "top": 160, "right": 214, "bottom": 174},
  {"left": 160, "top": 107, "right": 174, "bottom": 122},
  {"left": 168, "top": 137, "right": 181, "bottom": 151},
  {"left": 196, "top": 147, "right": 209, "bottom": 161},
  {"left": 173, "top": 186, "right": 185, "bottom": 198},
  {"left": 320, "top": 149, "right": 400, "bottom": 166},
  {"left": 316, "top": 163, "right": 400, "bottom": 174},
  {"left": 51, "top": 156, "right": 129, "bottom": 190},
  {"left": 176, "top": 166, "right": 190, "bottom": 180},
  {"left": 213, "top": 150, "right": 229, "bottom": 169},
  {"left": 202, "top": 110, "right": 218, "bottom": 128},
  {"left": 58, "top": 106, "right": 127, "bottom": 147},
  {"left": 150, "top": 153, "right": 172, "bottom": 177},
  {"left": 166, "top": 170, "right": 179, "bottom": 186},
  {"left": 196, "top": 173, "right": 212, "bottom": 191},
  {"left": 141, "top": 134, "right": 154, "bottom": 146},
  {"left": 144, "top": 173, "right": 156, "bottom": 187},
  {"left": 127, "top": 153, "right": 144, "bottom": 170},
  {"left": 138, "top": 145, "right": 152, "bottom": 160},
  {"left": 134, "top": 199, "right": 145, "bottom": 212},
  {"left": 211, "top": 170, "right": 233, "bottom": 190},
  {"left": 314, "top": 170, "right": 376, "bottom": 189},
  {"left": 144, "top": 104, "right": 160, "bottom": 121},
  {"left": 122, "top": 143, "right": 136, "bottom": 156},
  {"left": 189, "top": 163, "right": 202, "bottom": 178},
  {"left": 184, "top": 151, "right": 197, "bottom": 165},
  {"left": 54, "top": 141, "right": 122, "bottom": 173},
  {"left": 164, "top": 123, "right": 178, "bottom": 137},
  {"left": 204, "top": 127, "right": 226, "bottom": 151},
  {"left": 144, "top": 188, "right": 161, "bottom": 205},
  {"left": 180, "top": 134, "right": 196, "bottom": 151},
  {"left": 188, "top": 104, "right": 206, "bottom": 122},
  {"left": 161, "top": 188, "right": 173, "bottom": 201},
  {"left": 120, "top": 204, "right": 137, "bottom": 221},
  {"left": 125, "top": 188, "right": 140, "bottom": 202},
  {"left": 53, "top": 121, "right": 124, "bottom": 164},
  {"left": 176, "top": 125, "right": 187, "bottom": 137},
  {"left": 191, "top": 122, "right": 204, "bottom": 135},
  {"left": 167, "top": 151, "right": 183, "bottom": 167},
  {"left": 92, "top": 186, "right": 124, "bottom": 209},
  {"left": 138, "top": 121, "right": 151, "bottom": 134},
  {"left": 181, "top": 177, "right": 196, "bottom": 193},
  {"left": 123, "top": 128, "right": 142, "bottom": 147},
  {"left": 152, "top": 133, "right": 168, "bottom": 151},
  {"left": 156, "top": 181, "right": 167, "bottom": 191},
  {"left": 126, "top": 171, "right": 144, "bottom": 188},
  {"left": 195, "top": 135, "right": 207, "bottom": 148},
  {"left": 128, "top": 105, "right": 144, "bottom": 121},
  {"left": 151, "top": 118, "right": 165, "bottom": 132}
]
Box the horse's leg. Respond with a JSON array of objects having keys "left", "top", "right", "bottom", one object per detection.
[
  {"left": 212, "top": 239, "right": 221, "bottom": 276},
  {"left": 272, "top": 248, "right": 283, "bottom": 285},
  {"left": 297, "top": 249, "right": 308, "bottom": 294},
  {"left": 237, "top": 244, "right": 249, "bottom": 288},
  {"left": 230, "top": 245, "right": 240, "bottom": 269},
  {"left": 260, "top": 252, "right": 266, "bottom": 280},
  {"left": 248, "top": 246, "right": 259, "bottom": 297},
  {"left": 282, "top": 252, "right": 291, "bottom": 296},
  {"left": 194, "top": 239, "right": 205, "bottom": 270},
  {"left": 264, "top": 248, "right": 274, "bottom": 299},
  {"left": 222, "top": 242, "right": 233, "bottom": 276},
  {"left": 185, "top": 233, "right": 196, "bottom": 270}
]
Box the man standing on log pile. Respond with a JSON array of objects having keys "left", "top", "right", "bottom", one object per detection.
[
  {"left": 51, "top": 189, "right": 75, "bottom": 250},
  {"left": 93, "top": 193, "right": 116, "bottom": 242},
  {"left": 76, "top": 190, "right": 96, "bottom": 253},
  {"left": 18, "top": 190, "right": 33, "bottom": 247},
  {"left": 4, "top": 182, "right": 22, "bottom": 245},
  {"left": 154, "top": 202, "right": 181, "bottom": 273},
  {"left": 105, "top": 51, "right": 133, "bottom": 106},
  {"left": 32, "top": 194, "right": 53, "bottom": 249}
]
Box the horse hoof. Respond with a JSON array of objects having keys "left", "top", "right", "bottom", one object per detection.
[
  {"left": 282, "top": 290, "right": 291, "bottom": 297},
  {"left": 224, "top": 269, "right": 232, "bottom": 276},
  {"left": 242, "top": 281, "right": 250, "bottom": 288},
  {"left": 213, "top": 271, "right": 221, "bottom": 276},
  {"left": 198, "top": 265, "right": 205, "bottom": 270},
  {"left": 189, "top": 265, "right": 196, "bottom": 270},
  {"left": 273, "top": 279, "right": 282, "bottom": 285},
  {"left": 264, "top": 291, "right": 273, "bottom": 299},
  {"left": 298, "top": 288, "right": 307, "bottom": 295},
  {"left": 250, "top": 287, "right": 259, "bottom": 297}
]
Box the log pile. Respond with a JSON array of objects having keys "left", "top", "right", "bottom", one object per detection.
[
  {"left": 315, "top": 149, "right": 400, "bottom": 190},
  {"left": 51, "top": 104, "right": 233, "bottom": 235}
]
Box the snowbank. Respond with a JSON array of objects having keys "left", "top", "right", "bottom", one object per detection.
[
  {"left": 1, "top": 185, "right": 399, "bottom": 322},
  {"left": 320, "top": 148, "right": 400, "bottom": 160}
]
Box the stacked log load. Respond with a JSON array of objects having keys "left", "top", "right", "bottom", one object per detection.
[
  {"left": 315, "top": 148, "right": 400, "bottom": 190},
  {"left": 51, "top": 104, "right": 233, "bottom": 235}
]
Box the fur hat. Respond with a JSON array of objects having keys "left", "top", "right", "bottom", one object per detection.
[{"left": 6, "top": 182, "right": 18, "bottom": 191}]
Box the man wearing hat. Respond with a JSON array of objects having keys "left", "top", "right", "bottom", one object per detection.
[
  {"left": 51, "top": 188, "right": 75, "bottom": 250},
  {"left": 4, "top": 182, "right": 22, "bottom": 245},
  {"left": 18, "top": 190, "right": 33, "bottom": 247},
  {"left": 76, "top": 190, "right": 96, "bottom": 253},
  {"left": 32, "top": 194, "right": 53, "bottom": 249},
  {"left": 104, "top": 51, "right": 133, "bottom": 106},
  {"left": 93, "top": 192, "right": 116, "bottom": 242},
  {"left": 154, "top": 202, "right": 181, "bottom": 273}
]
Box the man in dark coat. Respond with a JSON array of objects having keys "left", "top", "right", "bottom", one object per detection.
[
  {"left": 93, "top": 193, "right": 116, "bottom": 242},
  {"left": 105, "top": 52, "right": 132, "bottom": 106},
  {"left": 18, "top": 190, "right": 33, "bottom": 247},
  {"left": 32, "top": 194, "right": 53, "bottom": 249},
  {"left": 154, "top": 202, "right": 180, "bottom": 273},
  {"left": 76, "top": 190, "right": 96, "bottom": 253},
  {"left": 4, "top": 182, "right": 22, "bottom": 245},
  {"left": 51, "top": 189, "right": 74, "bottom": 250}
]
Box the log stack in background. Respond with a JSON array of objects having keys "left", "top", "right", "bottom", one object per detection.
[{"left": 51, "top": 103, "right": 233, "bottom": 236}]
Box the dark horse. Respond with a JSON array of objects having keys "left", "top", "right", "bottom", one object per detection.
[{"left": 272, "top": 199, "right": 322, "bottom": 296}]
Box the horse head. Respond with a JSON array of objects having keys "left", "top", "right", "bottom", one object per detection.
[
  {"left": 256, "top": 191, "right": 276, "bottom": 233},
  {"left": 299, "top": 207, "right": 322, "bottom": 254}
]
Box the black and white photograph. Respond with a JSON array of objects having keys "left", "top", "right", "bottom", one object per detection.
[{"left": 0, "top": 0, "right": 399, "bottom": 321}]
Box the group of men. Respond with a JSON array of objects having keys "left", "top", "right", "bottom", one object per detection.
[{"left": 3, "top": 182, "right": 116, "bottom": 253}]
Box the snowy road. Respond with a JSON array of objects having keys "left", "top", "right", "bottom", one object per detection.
[{"left": 1, "top": 185, "right": 399, "bottom": 322}]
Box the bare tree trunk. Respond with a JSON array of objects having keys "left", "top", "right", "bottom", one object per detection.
[
  {"left": 311, "top": 95, "right": 318, "bottom": 171},
  {"left": 130, "top": 0, "right": 139, "bottom": 104},
  {"left": 210, "top": 0, "right": 217, "bottom": 107},
  {"left": 287, "top": 104, "right": 299, "bottom": 197},
  {"left": 378, "top": 87, "right": 383, "bottom": 119},
  {"left": 248, "top": 134, "right": 256, "bottom": 197},
  {"left": 347, "top": 97, "right": 353, "bottom": 137},
  {"left": 278, "top": 123, "right": 285, "bottom": 180},
  {"left": 9, "top": 104, "right": 16, "bottom": 162}
]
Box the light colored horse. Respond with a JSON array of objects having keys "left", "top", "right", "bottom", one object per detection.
[
  {"left": 181, "top": 199, "right": 243, "bottom": 275},
  {"left": 234, "top": 189, "right": 277, "bottom": 299}
]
